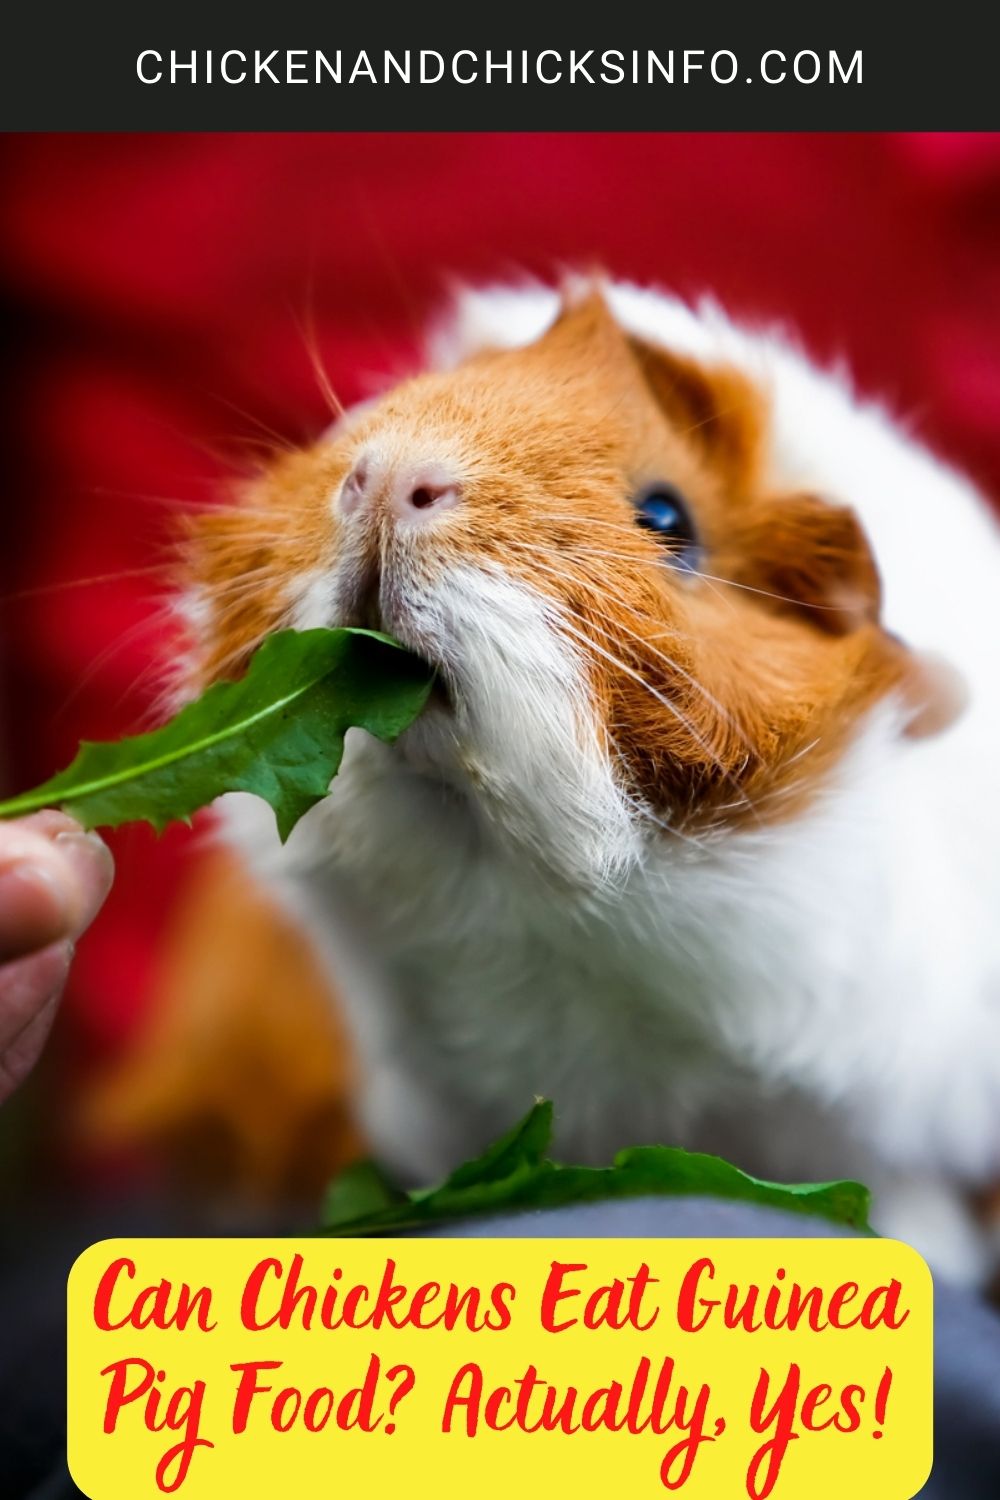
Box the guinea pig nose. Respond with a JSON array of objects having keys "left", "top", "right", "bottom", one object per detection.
[{"left": 389, "top": 464, "right": 463, "bottom": 523}]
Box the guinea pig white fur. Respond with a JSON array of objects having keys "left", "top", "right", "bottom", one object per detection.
[{"left": 204, "top": 280, "right": 1000, "bottom": 1284}]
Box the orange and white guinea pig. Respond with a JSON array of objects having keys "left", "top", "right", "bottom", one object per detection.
[{"left": 182, "top": 279, "right": 1000, "bottom": 1283}]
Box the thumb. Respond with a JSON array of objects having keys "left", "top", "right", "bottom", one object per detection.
[{"left": 0, "top": 813, "right": 114, "bottom": 963}]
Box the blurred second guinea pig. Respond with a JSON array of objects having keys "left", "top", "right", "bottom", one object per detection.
[{"left": 181, "top": 279, "right": 1000, "bottom": 1283}]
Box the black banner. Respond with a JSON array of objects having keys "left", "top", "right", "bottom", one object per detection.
[{"left": 0, "top": 3, "right": 996, "bottom": 132}]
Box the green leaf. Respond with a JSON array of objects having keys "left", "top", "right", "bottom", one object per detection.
[
  {"left": 321, "top": 1158, "right": 406, "bottom": 1227},
  {"left": 438, "top": 1098, "right": 553, "bottom": 1191},
  {"left": 318, "top": 1100, "right": 873, "bottom": 1238},
  {"left": 0, "top": 628, "right": 432, "bottom": 842}
]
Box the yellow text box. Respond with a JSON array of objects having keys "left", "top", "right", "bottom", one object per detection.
[{"left": 68, "top": 1237, "right": 932, "bottom": 1499}]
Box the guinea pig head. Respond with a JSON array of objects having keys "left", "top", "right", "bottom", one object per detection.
[{"left": 183, "top": 290, "right": 937, "bottom": 887}]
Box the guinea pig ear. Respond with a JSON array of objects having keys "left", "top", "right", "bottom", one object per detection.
[
  {"left": 727, "top": 493, "right": 883, "bottom": 636},
  {"left": 538, "top": 283, "right": 633, "bottom": 361},
  {"left": 731, "top": 494, "right": 970, "bottom": 738},
  {"left": 626, "top": 335, "right": 767, "bottom": 490},
  {"left": 899, "top": 651, "right": 969, "bottom": 739}
]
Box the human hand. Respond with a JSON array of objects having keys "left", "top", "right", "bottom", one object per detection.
[{"left": 0, "top": 811, "right": 113, "bottom": 1104}]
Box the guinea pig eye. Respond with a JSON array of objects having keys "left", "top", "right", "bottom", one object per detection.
[{"left": 634, "top": 484, "right": 700, "bottom": 568}]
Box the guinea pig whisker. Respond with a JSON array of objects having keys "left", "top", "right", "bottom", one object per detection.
[
  {"left": 576, "top": 540, "right": 740, "bottom": 617},
  {"left": 0, "top": 565, "right": 169, "bottom": 604},
  {"left": 198, "top": 561, "right": 293, "bottom": 591},
  {"left": 502, "top": 545, "right": 752, "bottom": 760},
  {"left": 291, "top": 303, "right": 347, "bottom": 421},
  {"left": 684, "top": 566, "right": 847, "bottom": 616},
  {"left": 205, "top": 393, "right": 299, "bottom": 454},
  {"left": 184, "top": 505, "right": 296, "bottom": 520},
  {"left": 672, "top": 398, "right": 750, "bottom": 445},
  {"left": 531, "top": 567, "right": 761, "bottom": 820},
  {"left": 545, "top": 515, "right": 648, "bottom": 539},
  {"left": 543, "top": 520, "right": 856, "bottom": 618},
  {"left": 557, "top": 541, "right": 741, "bottom": 619},
  {"left": 50, "top": 601, "right": 179, "bottom": 722},
  {"left": 607, "top": 761, "right": 713, "bottom": 851},
  {"left": 191, "top": 529, "right": 297, "bottom": 546},
  {"left": 193, "top": 569, "right": 291, "bottom": 598},
  {"left": 89, "top": 486, "right": 236, "bottom": 514},
  {"left": 581, "top": 629, "right": 761, "bottom": 826},
  {"left": 580, "top": 607, "right": 754, "bottom": 757},
  {"left": 780, "top": 736, "right": 822, "bottom": 769},
  {"left": 554, "top": 613, "right": 753, "bottom": 811},
  {"left": 575, "top": 550, "right": 654, "bottom": 565},
  {"left": 539, "top": 523, "right": 744, "bottom": 610},
  {"left": 194, "top": 615, "right": 294, "bottom": 685},
  {"left": 502, "top": 541, "right": 699, "bottom": 643}
]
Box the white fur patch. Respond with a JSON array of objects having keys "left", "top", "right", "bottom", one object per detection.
[{"left": 399, "top": 563, "right": 640, "bottom": 887}]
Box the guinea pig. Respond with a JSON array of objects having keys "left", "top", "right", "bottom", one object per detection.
[{"left": 181, "top": 278, "right": 1000, "bottom": 1284}]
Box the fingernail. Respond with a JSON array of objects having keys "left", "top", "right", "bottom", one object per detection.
[
  {"left": 53, "top": 830, "right": 115, "bottom": 934},
  {"left": 0, "top": 863, "right": 73, "bottom": 961}
]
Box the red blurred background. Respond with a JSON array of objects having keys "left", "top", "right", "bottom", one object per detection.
[{"left": 2, "top": 131, "right": 999, "bottom": 1188}]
